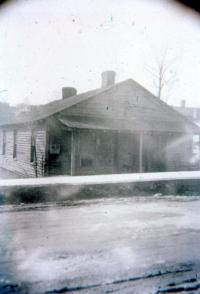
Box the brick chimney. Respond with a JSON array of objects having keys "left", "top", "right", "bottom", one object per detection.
[
  {"left": 62, "top": 87, "right": 77, "bottom": 99},
  {"left": 101, "top": 71, "right": 116, "bottom": 88}
]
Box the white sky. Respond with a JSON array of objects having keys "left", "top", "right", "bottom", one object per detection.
[{"left": 0, "top": 0, "right": 200, "bottom": 107}]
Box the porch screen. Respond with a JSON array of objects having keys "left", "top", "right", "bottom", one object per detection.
[{"left": 79, "top": 130, "right": 95, "bottom": 168}]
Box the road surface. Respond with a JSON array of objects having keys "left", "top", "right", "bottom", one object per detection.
[{"left": 0, "top": 196, "right": 200, "bottom": 293}]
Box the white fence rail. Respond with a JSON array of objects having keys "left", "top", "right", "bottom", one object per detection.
[{"left": 0, "top": 171, "right": 200, "bottom": 188}]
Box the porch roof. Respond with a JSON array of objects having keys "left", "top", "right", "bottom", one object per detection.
[{"left": 59, "top": 116, "right": 198, "bottom": 133}]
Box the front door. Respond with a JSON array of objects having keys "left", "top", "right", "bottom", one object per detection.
[{"left": 48, "top": 131, "right": 72, "bottom": 175}]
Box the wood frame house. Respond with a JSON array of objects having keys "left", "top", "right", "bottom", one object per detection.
[{"left": 0, "top": 71, "right": 199, "bottom": 178}]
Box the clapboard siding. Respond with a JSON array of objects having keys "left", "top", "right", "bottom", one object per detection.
[{"left": 0, "top": 127, "right": 46, "bottom": 177}]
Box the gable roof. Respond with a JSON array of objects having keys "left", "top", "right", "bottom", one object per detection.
[
  {"left": 1, "top": 79, "right": 199, "bottom": 133},
  {"left": 0, "top": 84, "right": 114, "bottom": 126}
]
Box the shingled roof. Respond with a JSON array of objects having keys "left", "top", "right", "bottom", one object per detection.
[
  {"left": 0, "top": 87, "right": 104, "bottom": 126},
  {"left": 1, "top": 79, "right": 199, "bottom": 133}
]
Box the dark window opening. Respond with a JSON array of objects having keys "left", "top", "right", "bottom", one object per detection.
[
  {"left": 13, "top": 130, "right": 17, "bottom": 158},
  {"left": 30, "top": 133, "right": 36, "bottom": 163},
  {"left": 81, "top": 158, "right": 93, "bottom": 167}
]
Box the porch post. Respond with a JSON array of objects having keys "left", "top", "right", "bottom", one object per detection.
[
  {"left": 114, "top": 131, "right": 119, "bottom": 173},
  {"left": 44, "top": 127, "right": 49, "bottom": 176},
  {"left": 71, "top": 130, "right": 75, "bottom": 176},
  {"left": 139, "top": 132, "right": 143, "bottom": 173}
]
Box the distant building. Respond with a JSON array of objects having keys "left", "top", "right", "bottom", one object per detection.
[
  {"left": 174, "top": 100, "right": 200, "bottom": 127},
  {"left": 0, "top": 71, "right": 200, "bottom": 178},
  {"left": 0, "top": 102, "right": 14, "bottom": 125},
  {"left": 174, "top": 100, "right": 200, "bottom": 166}
]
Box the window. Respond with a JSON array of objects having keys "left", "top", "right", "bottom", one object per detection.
[
  {"left": 13, "top": 130, "right": 17, "bottom": 158},
  {"left": 81, "top": 158, "right": 93, "bottom": 168},
  {"left": 30, "top": 133, "right": 36, "bottom": 163},
  {"left": 2, "top": 131, "right": 6, "bottom": 155},
  {"left": 192, "top": 134, "right": 200, "bottom": 164}
]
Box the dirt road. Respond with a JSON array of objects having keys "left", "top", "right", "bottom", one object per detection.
[{"left": 0, "top": 196, "right": 200, "bottom": 293}]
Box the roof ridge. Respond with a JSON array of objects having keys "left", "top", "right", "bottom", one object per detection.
[
  {"left": 0, "top": 79, "right": 130, "bottom": 126},
  {"left": 45, "top": 78, "right": 131, "bottom": 107},
  {"left": 33, "top": 79, "right": 132, "bottom": 120}
]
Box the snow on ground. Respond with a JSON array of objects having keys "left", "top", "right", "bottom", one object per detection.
[{"left": 0, "top": 196, "right": 200, "bottom": 293}]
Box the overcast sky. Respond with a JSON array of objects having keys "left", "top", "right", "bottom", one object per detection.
[{"left": 0, "top": 0, "right": 200, "bottom": 107}]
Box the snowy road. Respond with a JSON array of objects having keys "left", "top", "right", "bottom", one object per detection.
[{"left": 0, "top": 196, "right": 200, "bottom": 293}]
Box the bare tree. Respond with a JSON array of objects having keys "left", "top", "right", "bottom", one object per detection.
[{"left": 146, "top": 50, "right": 177, "bottom": 102}]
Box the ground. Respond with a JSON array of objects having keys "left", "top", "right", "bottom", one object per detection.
[{"left": 0, "top": 196, "right": 200, "bottom": 293}]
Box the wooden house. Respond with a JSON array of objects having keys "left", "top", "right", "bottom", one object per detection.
[{"left": 0, "top": 71, "right": 199, "bottom": 178}]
